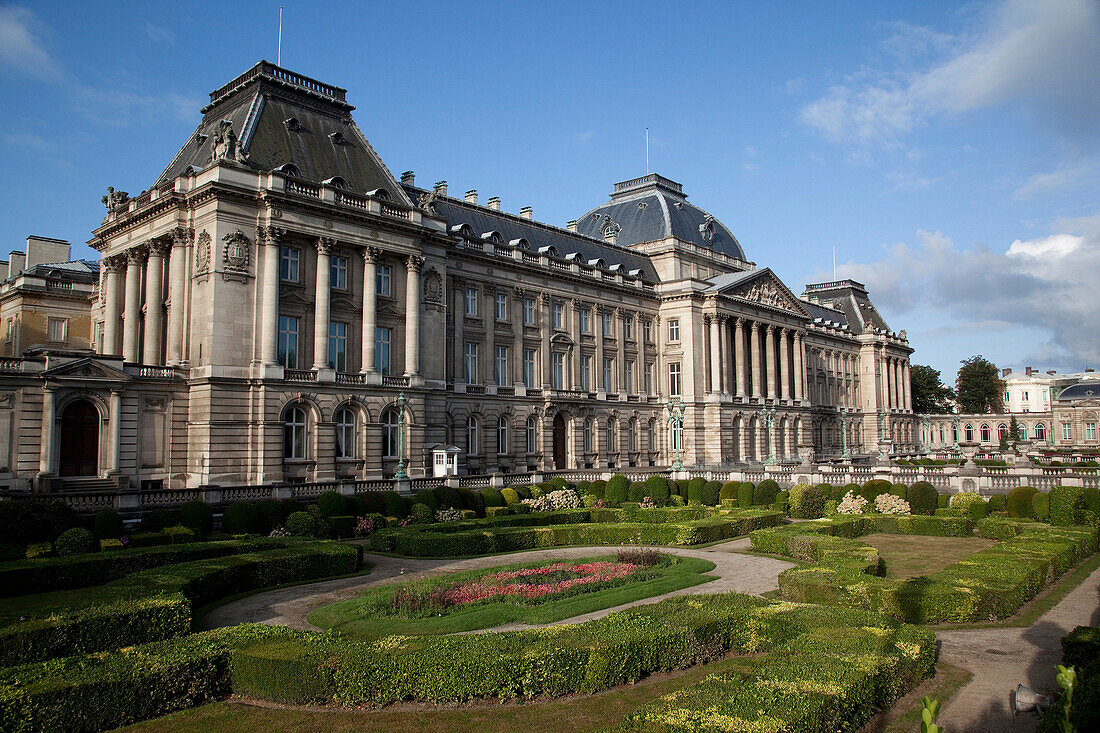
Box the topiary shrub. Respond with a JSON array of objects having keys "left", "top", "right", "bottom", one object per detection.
[
  {"left": 1032, "top": 491, "right": 1050, "bottom": 520},
  {"left": 179, "top": 500, "right": 213, "bottom": 535},
  {"left": 950, "top": 492, "right": 988, "bottom": 521},
  {"left": 860, "top": 479, "right": 892, "bottom": 504},
  {"left": 139, "top": 509, "right": 176, "bottom": 532},
  {"left": 889, "top": 483, "right": 908, "bottom": 500},
  {"left": 54, "top": 527, "right": 97, "bottom": 556},
  {"left": 589, "top": 480, "right": 607, "bottom": 499},
  {"left": 753, "top": 479, "right": 779, "bottom": 507},
  {"left": 279, "top": 499, "right": 304, "bottom": 519},
  {"left": 381, "top": 491, "right": 406, "bottom": 518},
  {"left": 908, "top": 482, "right": 938, "bottom": 516},
  {"left": 1084, "top": 487, "right": 1100, "bottom": 522},
  {"left": 788, "top": 484, "right": 810, "bottom": 515},
  {"left": 433, "top": 485, "right": 464, "bottom": 509},
  {"left": 316, "top": 491, "right": 347, "bottom": 518},
  {"left": 685, "top": 478, "right": 707, "bottom": 505},
  {"left": 286, "top": 511, "right": 318, "bottom": 537},
  {"left": 737, "top": 483, "right": 754, "bottom": 509},
  {"left": 222, "top": 501, "right": 259, "bottom": 534},
  {"left": 463, "top": 489, "right": 486, "bottom": 518},
  {"left": 549, "top": 476, "right": 569, "bottom": 491},
  {"left": 937, "top": 494, "right": 950, "bottom": 509},
  {"left": 575, "top": 481, "right": 591, "bottom": 495},
  {"left": 500, "top": 488, "right": 520, "bottom": 505},
  {"left": 254, "top": 500, "right": 284, "bottom": 534},
  {"left": 0, "top": 498, "right": 77, "bottom": 545},
  {"left": 93, "top": 509, "right": 124, "bottom": 540},
  {"left": 645, "top": 476, "right": 671, "bottom": 505},
  {"left": 986, "top": 494, "right": 1007, "bottom": 513},
  {"left": 720, "top": 481, "right": 739, "bottom": 503},
  {"left": 669, "top": 494, "right": 686, "bottom": 507},
  {"left": 513, "top": 486, "right": 532, "bottom": 500},
  {"left": 605, "top": 474, "right": 630, "bottom": 506},
  {"left": 411, "top": 503, "right": 434, "bottom": 523},
  {"left": 412, "top": 489, "right": 440, "bottom": 513},
  {"left": 627, "top": 482, "right": 647, "bottom": 503},
  {"left": 823, "top": 499, "right": 838, "bottom": 515},
  {"left": 163, "top": 526, "right": 195, "bottom": 543},
  {"left": 701, "top": 481, "right": 721, "bottom": 507},
  {"left": 793, "top": 484, "right": 826, "bottom": 519},
  {"left": 838, "top": 483, "right": 860, "bottom": 502},
  {"left": 1050, "top": 486, "right": 1087, "bottom": 526},
  {"left": 481, "top": 488, "right": 505, "bottom": 508}
]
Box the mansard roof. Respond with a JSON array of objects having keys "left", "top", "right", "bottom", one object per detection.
[
  {"left": 406, "top": 186, "right": 660, "bottom": 282},
  {"left": 801, "top": 279, "right": 891, "bottom": 336},
  {"left": 574, "top": 174, "right": 746, "bottom": 260},
  {"left": 153, "top": 61, "right": 411, "bottom": 207},
  {"left": 1056, "top": 381, "right": 1100, "bottom": 401}
]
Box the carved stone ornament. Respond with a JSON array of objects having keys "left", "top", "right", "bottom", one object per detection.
[
  {"left": 699, "top": 215, "right": 716, "bottom": 243},
  {"left": 257, "top": 225, "right": 286, "bottom": 248},
  {"left": 195, "top": 231, "right": 211, "bottom": 273},
  {"left": 737, "top": 279, "right": 788, "bottom": 310},
  {"left": 417, "top": 188, "right": 438, "bottom": 214},
  {"left": 222, "top": 229, "right": 252, "bottom": 272},
  {"left": 209, "top": 119, "right": 249, "bottom": 164},
  {"left": 101, "top": 186, "right": 130, "bottom": 213},
  {"left": 423, "top": 269, "right": 443, "bottom": 303},
  {"left": 407, "top": 254, "right": 425, "bottom": 273}
]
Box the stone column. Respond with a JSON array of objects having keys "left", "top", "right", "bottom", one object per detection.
[
  {"left": 540, "top": 293, "right": 552, "bottom": 388},
  {"left": 794, "top": 331, "right": 805, "bottom": 402},
  {"left": 167, "top": 229, "right": 191, "bottom": 365},
  {"left": 708, "top": 315, "right": 721, "bottom": 395},
  {"left": 615, "top": 308, "right": 625, "bottom": 393},
  {"left": 122, "top": 247, "right": 145, "bottom": 363},
  {"left": 512, "top": 288, "right": 524, "bottom": 386},
  {"left": 594, "top": 305, "right": 605, "bottom": 391},
  {"left": 903, "top": 361, "right": 912, "bottom": 411},
  {"left": 765, "top": 325, "right": 776, "bottom": 399},
  {"left": 779, "top": 327, "right": 790, "bottom": 401},
  {"left": 734, "top": 317, "right": 746, "bottom": 398},
  {"left": 142, "top": 241, "right": 166, "bottom": 365},
  {"left": 896, "top": 359, "right": 904, "bottom": 411},
  {"left": 453, "top": 277, "right": 465, "bottom": 383},
  {"left": 38, "top": 386, "right": 55, "bottom": 477},
  {"left": 102, "top": 257, "right": 123, "bottom": 356},
  {"left": 749, "top": 321, "right": 761, "bottom": 399},
  {"left": 404, "top": 255, "right": 423, "bottom": 376},
  {"left": 360, "top": 247, "right": 380, "bottom": 374},
  {"left": 109, "top": 388, "right": 122, "bottom": 474},
  {"left": 570, "top": 299, "right": 581, "bottom": 389},
  {"left": 312, "top": 237, "right": 334, "bottom": 370}
]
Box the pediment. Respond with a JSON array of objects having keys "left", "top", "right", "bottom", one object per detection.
[
  {"left": 331, "top": 294, "right": 361, "bottom": 313},
  {"left": 43, "top": 357, "right": 131, "bottom": 383},
  {"left": 715, "top": 269, "right": 810, "bottom": 317},
  {"left": 279, "top": 289, "right": 312, "bottom": 307},
  {"left": 376, "top": 301, "right": 402, "bottom": 317}
]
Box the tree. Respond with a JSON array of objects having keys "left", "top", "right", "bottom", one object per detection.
[
  {"left": 1009, "top": 415, "right": 1020, "bottom": 446},
  {"left": 910, "top": 364, "right": 956, "bottom": 414},
  {"left": 955, "top": 355, "right": 1005, "bottom": 413}
]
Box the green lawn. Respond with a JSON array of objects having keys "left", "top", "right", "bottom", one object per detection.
[
  {"left": 307, "top": 554, "right": 717, "bottom": 637},
  {"left": 860, "top": 533, "right": 996, "bottom": 579}
]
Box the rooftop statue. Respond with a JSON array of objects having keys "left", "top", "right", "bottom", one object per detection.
[{"left": 209, "top": 120, "right": 248, "bottom": 164}]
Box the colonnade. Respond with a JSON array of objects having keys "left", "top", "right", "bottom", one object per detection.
[
  {"left": 880, "top": 350, "right": 911, "bottom": 411},
  {"left": 706, "top": 314, "right": 806, "bottom": 402},
  {"left": 807, "top": 346, "right": 859, "bottom": 408}
]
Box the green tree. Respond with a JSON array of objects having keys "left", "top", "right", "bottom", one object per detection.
[
  {"left": 1009, "top": 415, "right": 1020, "bottom": 446},
  {"left": 909, "top": 364, "right": 956, "bottom": 413},
  {"left": 956, "top": 355, "right": 1005, "bottom": 413}
]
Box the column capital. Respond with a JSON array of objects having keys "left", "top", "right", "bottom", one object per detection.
[
  {"left": 716, "top": 312, "right": 728, "bottom": 324},
  {"left": 765, "top": 323, "right": 775, "bottom": 335},
  {"left": 148, "top": 239, "right": 169, "bottom": 258},
  {"left": 257, "top": 225, "right": 286, "bottom": 247},
  {"left": 170, "top": 227, "right": 194, "bottom": 249},
  {"left": 734, "top": 316, "right": 745, "bottom": 328},
  {"left": 126, "top": 247, "right": 146, "bottom": 265},
  {"left": 102, "top": 255, "right": 126, "bottom": 273},
  {"left": 540, "top": 292, "right": 551, "bottom": 305},
  {"left": 361, "top": 246, "right": 382, "bottom": 264},
  {"left": 779, "top": 326, "right": 789, "bottom": 337},
  {"left": 316, "top": 236, "right": 336, "bottom": 254},
  {"left": 406, "top": 254, "right": 425, "bottom": 272}
]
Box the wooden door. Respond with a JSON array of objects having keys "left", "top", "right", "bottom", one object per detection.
[
  {"left": 552, "top": 413, "right": 567, "bottom": 469},
  {"left": 59, "top": 400, "right": 99, "bottom": 476}
]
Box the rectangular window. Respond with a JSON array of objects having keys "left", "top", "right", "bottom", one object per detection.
[
  {"left": 602, "top": 312, "right": 612, "bottom": 337},
  {"left": 647, "top": 422, "right": 655, "bottom": 451},
  {"left": 523, "top": 298, "right": 535, "bottom": 325},
  {"left": 1023, "top": 391, "right": 1029, "bottom": 401},
  {"left": 465, "top": 287, "right": 478, "bottom": 316},
  {"left": 280, "top": 247, "right": 300, "bottom": 282},
  {"left": 668, "top": 362, "right": 681, "bottom": 397},
  {"left": 328, "top": 322, "right": 347, "bottom": 371},
  {"left": 46, "top": 317, "right": 67, "bottom": 342},
  {"left": 4, "top": 317, "right": 13, "bottom": 344},
  {"left": 1088, "top": 422, "right": 1097, "bottom": 441},
  {"left": 495, "top": 346, "right": 508, "bottom": 384},
  {"left": 668, "top": 318, "right": 680, "bottom": 342},
  {"left": 553, "top": 303, "right": 564, "bottom": 329},
  {"left": 580, "top": 355, "right": 591, "bottom": 391},
  {"left": 1063, "top": 422, "right": 1073, "bottom": 441},
  {"left": 643, "top": 319, "right": 652, "bottom": 343},
  {"left": 625, "top": 360, "right": 634, "bottom": 393},
  {"left": 376, "top": 265, "right": 392, "bottom": 297},
  {"left": 552, "top": 352, "right": 564, "bottom": 389},
  {"left": 623, "top": 318, "right": 633, "bottom": 340},
  {"left": 645, "top": 362, "right": 654, "bottom": 394},
  {"left": 603, "top": 357, "right": 613, "bottom": 391},
  {"left": 375, "top": 327, "right": 391, "bottom": 375},
  {"left": 523, "top": 348, "right": 536, "bottom": 388},
  {"left": 579, "top": 307, "right": 591, "bottom": 333},
  {"left": 277, "top": 316, "right": 299, "bottom": 368},
  {"left": 464, "top": 342, "right": 478, "bottom": 383},
  {"left": 331, "top": 256, "right": 348, "bottom": 290},
  {"left": 495, "top": 293, "right": 507, "bottom": 321}
]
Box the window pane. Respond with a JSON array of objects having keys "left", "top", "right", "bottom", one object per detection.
[
  {"left": 331, "top": 256, "right": 348, "bottom": 290},
  {"left": 278, "top": 316, "right": 299, "bottom": 368},
  {"left": 377, "top": 265, "right": 391, "bottom": 296},
  {"left": 375, "top": 327, "right": 391, "bottom": 375}
]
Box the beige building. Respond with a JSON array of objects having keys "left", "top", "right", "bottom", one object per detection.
[{"left": 0, "top": 62, "right": 917, "bottom": 491}]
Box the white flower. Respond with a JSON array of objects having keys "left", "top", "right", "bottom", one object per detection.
[
  {"left": 837, "top": 491, "right": 868, "bottom": 515},
  {"left": 874, "top": 493, "right": 911, "bottom": 515}
]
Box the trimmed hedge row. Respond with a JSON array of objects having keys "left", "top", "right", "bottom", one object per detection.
[
  {"left": 751, "top": 516, "right": 1097, "bottom": 623},
  {"left": 0, "top": 541, "right": 360, "bottom": 666}
]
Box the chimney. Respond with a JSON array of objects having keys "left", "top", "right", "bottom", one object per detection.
[
  {"left": 1087, "top": 368, "right": 1096, "bottom": 373},
  {"left": 566, "top": 220, "right": 578, "bottom": 232},
  {"left": 1047, "top": 370, "right": 1056, "bottom": 375},
  {"left": 519, "top": 206, "right": 533, "bottom": 220},
  {"left": 8, "top": 251, "right": 25, "bottom": 276},
  {"left": 487, "top": 196, "right": 501, "bottom": 211},
  {"left": 433, "top": 180, "right": 447, "bottom": 197},
  {"left": 464, "top": 189, "right": 478, "bottom": 205},
  {"left": 1026, "top": 366, "right": 1034, "bottom": 376},
  {"left": 400, "top": 171, "right": 415, "bottom": 187},
  {"left": 1002, "top": 368, "right": 1012, "bottom": 377}
]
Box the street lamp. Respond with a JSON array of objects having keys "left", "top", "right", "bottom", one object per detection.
[
  {"left": 761, "top": 406, "right": 777, "bottom": 465},
  {"left": 839, "top": 408, "right": 851, "bottom": 461},
  {"left": 394, "top": 392, "right": 409, "bottom": 480},
  {"left": 878, "top": 410, "right": 888, "bottom": 460},
  {"left": 666, "top": 400, "right": 686, "bottom": 470},
  {"left": 951, "top": 414, "right": 961, "bottom": 452}
]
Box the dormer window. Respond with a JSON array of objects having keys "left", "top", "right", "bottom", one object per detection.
[
  {"left": 283, "top": 117, "right": 301, "bottom": 132},
  {"left": 274, "top": 163, "right": 301, "bottom": 177},
  {"left": 365, "top": 188, "right": 390, "bottom": 200},
  {"left": 323, "top": 176, "right": 349, "bottom": 190},
  {"left": 328, "top": 131, "right": 347, "bottom": 145},
  {"left": 480, "top": 231, "right": 503, "bottom": 244}
]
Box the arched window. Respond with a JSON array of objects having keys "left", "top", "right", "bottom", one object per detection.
[
  {"left": 964, "top": 424, "right": 974, "bottom": 442},
  {"left": 998, "top": 423, "right": 1008, "bottom": 440},
  {"left": 980, "top": 424, "right": 991, "bottom": 443},
  {"left": 284, "top": 406, "right": 307, "bottom": 460},
  {"left": 334, "top": 407, "right": 356, "bottom": 459},
  {"left": 382, "top": 409, "right": 399, "bottom": 458},
  {"left": 583, "top": 419, "right": 593, "bottom": 453},
  {"left": 1035, "top": 423, "right": 1047, "bottom": 441},
  {"left": 525, "top": 415, "right": 538, "bottom": 453},
  {"left": 497, "top": 416, "right": 508, "bottom": 455},
  {"left": 1017, "top": 423, "right": 1027, "bottom": 440},
  {"left": 605, "top": 422, "right": 615, "bottom": 453},
  {"left": 466, "top": 415, "right": 479, "bottom": 455}
]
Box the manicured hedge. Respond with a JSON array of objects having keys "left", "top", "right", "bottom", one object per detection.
[
  {"left": 1050, "top": 486, "right": 1087, "bottom": 526},
  {"left": 907, "top": 481, "right": 938, "bottom": 515}
]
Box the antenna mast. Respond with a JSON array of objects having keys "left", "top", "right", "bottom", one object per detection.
[
  {"left": 832, "top": 245, "right": 836, "bottom": 280},
  {"left": 277, "top": 6, "right": 283, "bottom": 66},
  {"left": 645, "top": 128, "right": 649, "bottom": 174}
]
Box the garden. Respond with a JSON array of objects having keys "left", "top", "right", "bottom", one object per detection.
[{"left": 0, "top": 473, "right": 1096, "bottom": 731}]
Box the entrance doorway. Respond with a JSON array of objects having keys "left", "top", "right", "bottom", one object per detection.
[
  {"left": 552, "top": 412, "right": 567, "bottom": 469},
  {"left": 59, "top": 400, "right": 99, "bottom": 476}
]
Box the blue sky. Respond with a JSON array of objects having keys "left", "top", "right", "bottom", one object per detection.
[{"left": 1, "top": 0, "right": 1098, "bottom": 383}]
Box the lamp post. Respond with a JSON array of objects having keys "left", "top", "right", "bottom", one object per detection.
[
  {"left": 839, "top": 408, "right": 851, "bottom": 461},
  {"left": 762, "top": 406, "right": 777, "bottom": 465},
  {"left": 666, "top": 400, "right": 686, "bottom": 471},
  {"left": 951, "top": 414, "right": 961, "bottom": 452},
  {"left": 878, "top": 410, "right": 889, "bottom": 460},
  {"left": 394, "top": 392, "right": 409, "bottom": 480}
]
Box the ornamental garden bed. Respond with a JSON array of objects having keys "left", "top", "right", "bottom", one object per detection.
[{"left": 308, "top": 551, "right": 717, "bottom": 637}]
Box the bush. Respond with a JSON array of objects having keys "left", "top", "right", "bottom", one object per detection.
[
  {"left": 179, "top": 501, "right": 213, "bottom": 535},
  {"left": 589, "top": 480, "right": 607, "bottom": 499},
  {"left": 411, "top": 504, "right": 434, "bottom": 523},
  {"left": 512, "top": 485, "right": 531, "bottom": 500},
  {"left": 823, "top": 499, "right": 838, "bottom": 515},
  {"left": 140, "top": 509, "right": 177, "bottom": 532},
  {"left": 462, "top": 489, "right": 486, "bottom": 518},
  {"left": 549, "top": 476, "right": 569, "bottom": 492},
  {"left": 838, "top": 483, "right": 861, "bottom": 501},
  {"left": 645, "top": 476, "right": 671, "bottom": 506},
  {"left": 163, "top": 526, "right": 195, "bottom": 544},
  {"left": 737, "top": 483, "right": 754, "bottom": 509},
  {"left": 381, "top": 491, "right": 406, "bottom": 518},
  {"left": 889, "top": 483, "right": 908, "bottom": 500},
  {"left": 788, "top": 484, "right": 809, "bottom": 514},
  {"left": 0, "top": 498, "right": 77, "bottom": 545},
  {"left": 937, "top": 494, "right": 949, "bottom": 508},
  {"left": 907, "top": 482, "right": 938, "bottom": 516},
  {"left": 480, "top": 488, "right": 505, "bottom": 508},
  {"left": 685, "top": 478, "right": 706, "bottom": 504},
  {"left": 316, "top": 491, "right": 346, "bottom": 518},
  {"left": 793, "top": 484, "right": 827, "bottom": 519},
  {"left": 433, "top": 485, "right": 463, "bottom": 509},
  {"left": 55, "top": 527, "right": 97, "bottom": 556},
  {"left": 701, "top": 481, "right": 721, "bottom": 507},
  {"left": 720, "top": 481, "right": 739, "bottom": 503},
  {"left": 753, "top": 479, "right": 779, "bottom": 507},
  {"left": 286, "top": 512, "right": 319, "bottom": 537},
  {"left": 1050, "top": 486, "right": 1087, "bottom": 526},
  {"left": 222, "top": 502, "right": 259, "bottom": 535},
  {"left": 412, "top": 489, "right": 440, "bottom": 513},
  {"left": 500, "top": 488, "right": 520, "bottom": 505},
  {"left": 1032, "top": 491, "right": 1050, "bottom": 520},
  {"left": 255, "top": 500, "right": 284, "bottom": 534},
  {"left": 627, "top": 482, "right": 647, "bottom": 503},
  {"left": 988, "top": 494, "right": 1007, "bottom": 513},
  {"left": 859, "top": 479, "right": 892, "bottom": 504},
  {"left": 1006, "top": 486, "right": 1039, "bottom": 518},
  {"left": 327, "top": 516, "right": 356, "bottom": 538},
  {"left": 950, "top": 492, "right": 988, "bottom": 521},
  {"left": 94, "top": 509, "right": 125, "bottom": 540},
  {"left": 605, "top": 474, "right": 630, "bottom": 506}
]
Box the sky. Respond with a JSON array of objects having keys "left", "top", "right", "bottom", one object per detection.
[{"left": 0, "top": 0, "right": 1097, "bottom": 383}]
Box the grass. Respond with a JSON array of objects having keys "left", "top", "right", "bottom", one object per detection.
[
  {"left": 859, "top": 533, "right": 996, "bottom": 579},
  {"left": 114, "top": 655, "right": 763, "bottom": 733},
  {"left": 873, "top": 663, "right": 973, "bottom": 733},
  {"left": 307, "top": 554, "right": 717, "bottom": 637}
]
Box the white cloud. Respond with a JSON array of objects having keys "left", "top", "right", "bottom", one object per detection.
[
  {"left": 0, "top": 5, "right": 62, "bottom": 81},
  {"left": 801, "top": 0, "right": 1100, "bottom": 146},
  {"left": 1006, "top": 233, "right": 1082, "bottom": 258},
  {"left": 1013, "top": 163, "right": 1094, "bottom": 198}
]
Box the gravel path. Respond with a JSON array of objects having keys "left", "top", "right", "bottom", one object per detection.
[
  {"left": 935, "top": 564, "right": 1100, "bottom": 733},
  {"left": 197, "top": 540, "right": 793, "bottom": 632}
]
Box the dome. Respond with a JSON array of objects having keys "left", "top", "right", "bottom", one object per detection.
[{"left": 574, "top": 174, "right": 745, "bottom": 260}]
